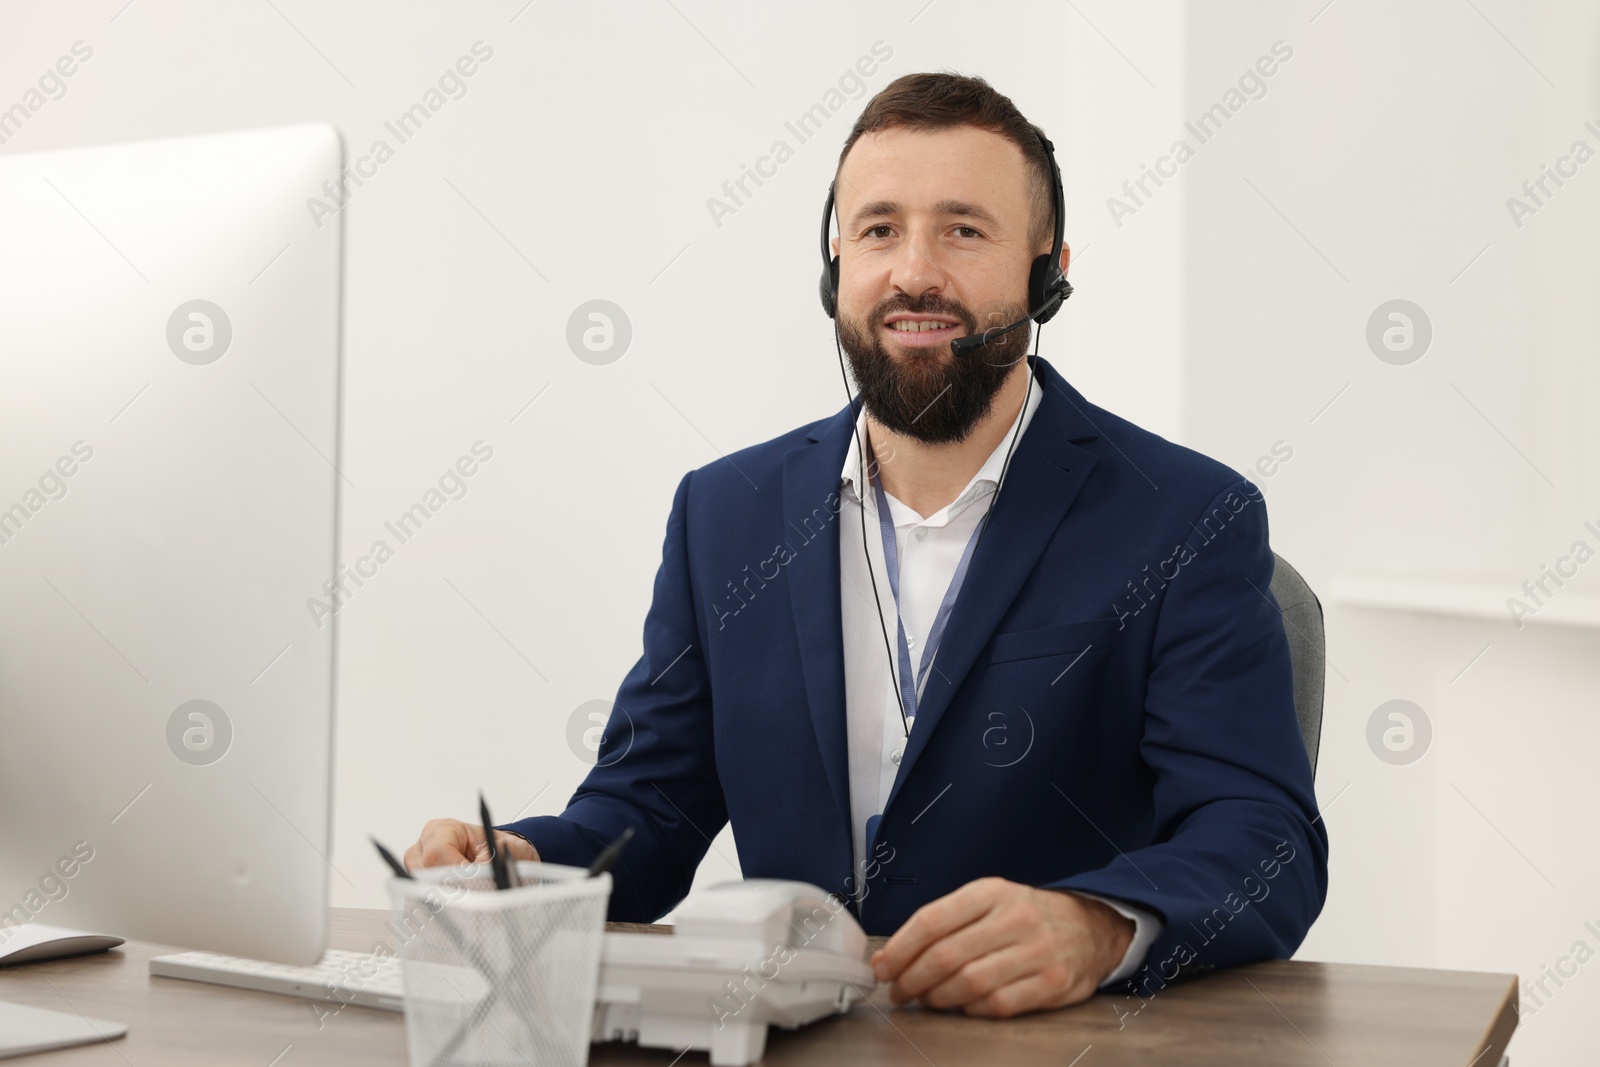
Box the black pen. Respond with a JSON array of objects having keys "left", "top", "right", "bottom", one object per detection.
[
  {"left": 587, "top": 827, "right": 635, "bottom": 878},
  {"left": 371, "top": 836, "right": 413, "bottom": 880},
  {"left": 479, "top": 791, "right": 514, "bottom": 890}
]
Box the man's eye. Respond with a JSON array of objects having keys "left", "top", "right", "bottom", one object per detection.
[
  {"left": 866, "top": 225, "right": 893, "bottom": 239},
  {"left": 955, "top": 225, "right": 982, "bottom": 238}
]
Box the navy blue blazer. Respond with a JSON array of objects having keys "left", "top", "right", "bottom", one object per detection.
[{"left": 507, "top": 353, "right": 1328, "bottom": 989}]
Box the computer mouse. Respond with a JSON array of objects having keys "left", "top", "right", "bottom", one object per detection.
[{"left": 0, "top": 925, "right": 125, "bottom": 967}]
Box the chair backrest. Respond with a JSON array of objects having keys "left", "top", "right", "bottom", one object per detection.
[{"left": 1269, "top": 553, "right": 1325, "bottom": 776}]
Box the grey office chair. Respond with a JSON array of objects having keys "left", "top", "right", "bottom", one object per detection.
[{"left": 1269, "top": 553, "right": 1324, "bottom": 776}]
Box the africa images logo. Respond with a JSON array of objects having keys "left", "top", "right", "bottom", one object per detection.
[
  {"left": 166, "top": 700, "right": 233, "bottom": 766},
  {"left": 166, "top": 299, "right": 232, "bottom": 365}
]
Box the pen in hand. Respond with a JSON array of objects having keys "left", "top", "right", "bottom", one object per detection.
[
  {"left": 371, "top": 836, "right": 413, "bottom": 880},
  {"left": 479, "top": 791, "right": 514, "bottom": 890}
]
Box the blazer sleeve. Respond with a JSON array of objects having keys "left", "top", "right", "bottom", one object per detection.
[
  {"left": 501, "top": 469, "right": 727, "bottom": 922},
  {"left": 1046, "top": 477, "right": 1330, "bottom": 992}
]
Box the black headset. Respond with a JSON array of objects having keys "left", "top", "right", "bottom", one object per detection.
[{"left": 818, "top": 128, "right": 1071, "bottom": 344}]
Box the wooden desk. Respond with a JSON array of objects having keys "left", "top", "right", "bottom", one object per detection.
[{"left": 0, "top": 908, "right": 1518, "bottom": 1065}]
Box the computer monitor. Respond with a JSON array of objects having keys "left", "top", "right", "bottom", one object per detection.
[{"left": 0, "top": 124, "right": 344, "bottom": 965}]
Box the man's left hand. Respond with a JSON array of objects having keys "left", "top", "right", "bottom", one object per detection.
[{"left": 869, "top": 877, "right": 1135, "bottom": 1017}]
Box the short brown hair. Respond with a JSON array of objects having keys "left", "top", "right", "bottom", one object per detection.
[{"left": 835, "top": 72, "right": 1055, "bottom": 253}]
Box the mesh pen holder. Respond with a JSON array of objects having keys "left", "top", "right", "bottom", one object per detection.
[{"left": 390, "top": 861, "right": 611, "bottom": 1067}]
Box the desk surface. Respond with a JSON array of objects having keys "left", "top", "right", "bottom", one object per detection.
[{"left": 0, "top": 907, "right": 1517, "bottom": 1066}]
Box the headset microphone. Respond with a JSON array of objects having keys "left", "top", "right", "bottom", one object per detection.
[{"left": 948, "top": 277, "right": 1071, "bottom": 357}]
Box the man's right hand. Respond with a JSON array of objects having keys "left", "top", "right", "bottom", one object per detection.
[{"left": 403, "top": 818, "right": 539, "bottom": 871}]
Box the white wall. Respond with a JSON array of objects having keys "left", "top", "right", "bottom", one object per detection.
[
  {"left": 0, "top": 0, "right": 1187, "bottom": 916},
  {"left": 1181, "top": 2, "right": 1600, "bottom": 1063}
]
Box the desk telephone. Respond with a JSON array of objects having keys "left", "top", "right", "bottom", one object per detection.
[{"left": 592, "top": 879, "right": 876, "bottom": 1066}]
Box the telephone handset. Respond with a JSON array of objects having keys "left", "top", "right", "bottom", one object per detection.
[{"left": 591, "top": 880, "right": 876, "bottom": 1066}]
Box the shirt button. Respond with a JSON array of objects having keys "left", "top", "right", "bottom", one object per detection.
[
  {"left": 915, "top": 527, "right": 929, "bottom": 541},
  {"left": 890, "top": 748, "right": 904, "bottom": 765},
  {"left": 906, "top": 634, "right": 916, "bottom": 649}
]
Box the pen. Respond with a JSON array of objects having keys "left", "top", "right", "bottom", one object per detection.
[
  {"left": 587, "top": 827, "right": 635, "bottom": 878},
  {"left": 370, "top": 836, "right": 413, "bottom": 880},
  {"left": 479, "top": 791, "right": 514, "bottom": 890}
]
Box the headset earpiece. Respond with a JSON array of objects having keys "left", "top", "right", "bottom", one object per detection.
[
  {"left": 1026, "top": 263, "right": 1073, "bottom": 325},
  {"left": 820, "top": 255, "right": 839, "bottom": 319},
  {"left": 819, "top": 182, "right": 839, "bottom": 318},
  {"left": 1027, "top": 255, "right": 1065, "bottom": 325}
]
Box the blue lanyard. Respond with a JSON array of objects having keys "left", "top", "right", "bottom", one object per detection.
[{"left": 869, "top": 465, "right": 989, "bottom": 731}]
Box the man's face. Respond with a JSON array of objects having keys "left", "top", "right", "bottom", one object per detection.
[{"left": 832, "top": 125, "right": 1045, "bottom": 445}]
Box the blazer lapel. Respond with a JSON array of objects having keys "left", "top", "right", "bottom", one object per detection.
[{"left": 782, "top": 406, "right": 858, "bottom": 846}]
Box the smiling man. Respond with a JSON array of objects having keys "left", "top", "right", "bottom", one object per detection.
[{"left": 408, "top": 72, "right": 1328, "bottom": 1018}]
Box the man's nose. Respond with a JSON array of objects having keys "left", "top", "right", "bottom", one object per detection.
[{"left": 887, "top": 227, "right": 948, "bottom": 301}]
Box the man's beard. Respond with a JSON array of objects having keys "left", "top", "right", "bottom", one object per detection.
[{"left": 837, "top": 293, "right": 1032, "bottom": 445}]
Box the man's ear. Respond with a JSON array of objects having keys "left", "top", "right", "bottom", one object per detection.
[
  {"left": 1058, "top": 242, "right": 1071, "bottom": 278},
  {"left": 831, "top": 236, "right": 840, "bottom": 259}
]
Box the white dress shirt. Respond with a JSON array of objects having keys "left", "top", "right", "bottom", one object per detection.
[{"left": 836, "top": 374, "right": 1161, "bottom": 986}]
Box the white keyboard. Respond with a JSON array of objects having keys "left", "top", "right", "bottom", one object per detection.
[{"left": 149, "top": 948, "right": 405, "bottom": 1013}]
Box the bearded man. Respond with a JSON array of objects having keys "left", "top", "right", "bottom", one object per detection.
[{"left": 408, "top": 71, "right": 1328, "bottom": 1018}]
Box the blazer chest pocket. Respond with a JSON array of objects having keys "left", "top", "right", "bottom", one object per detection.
[{"left": 984, "top": 618, "right": 1122, "bottom": 665}]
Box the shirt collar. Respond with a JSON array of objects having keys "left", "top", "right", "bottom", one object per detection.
[{"left": 839, "top": 373, "right": 1043, "bottom": 527}]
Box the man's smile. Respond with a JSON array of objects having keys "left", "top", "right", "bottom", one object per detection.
[{"left": 883, "top": 312, "right": 963, "bottom": 348}]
